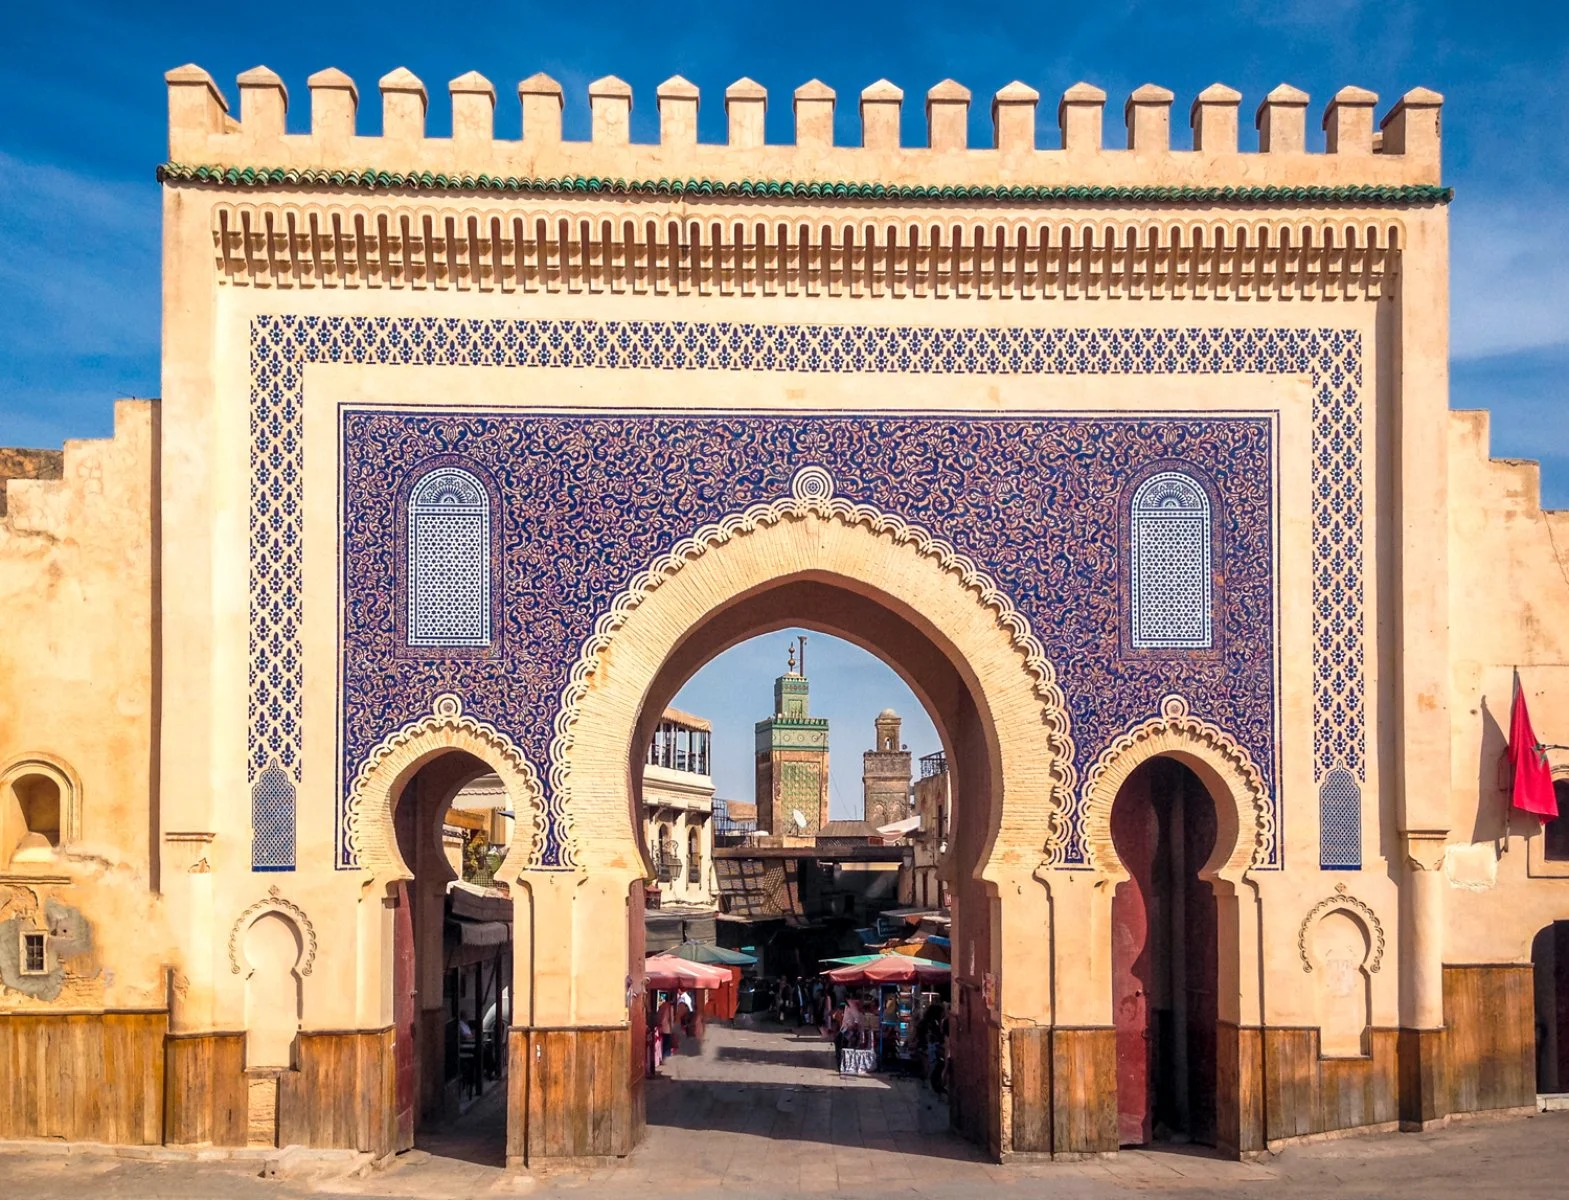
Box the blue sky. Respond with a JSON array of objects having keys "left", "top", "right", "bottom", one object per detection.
[
  {"left": 673, "top": 632, "right": 940, "bottom": 820},
  {"left": 2, "top": 3, "right": 1564, "bottom": 801}
]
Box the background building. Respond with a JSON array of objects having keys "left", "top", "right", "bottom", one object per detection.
[
  {"left": 642, "top": 708, "right": 716, "bottom": 909},
  {"left": 911, "top": 752, "right": 951, "bottom": 912},
  {"left": 862, "top": 708, "right": 913, "bottom": 828},
  {"left": 754, "top": 642, "right": 830, "bottom": 839}
]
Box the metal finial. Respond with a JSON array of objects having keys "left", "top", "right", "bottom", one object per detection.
[{"left": 787, "top": 639, "right": 796, "bottom": 673}]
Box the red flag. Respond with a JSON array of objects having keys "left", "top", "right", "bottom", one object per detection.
[{"left": 1509, "top": 680, "right": 1558, "bottom": 818}]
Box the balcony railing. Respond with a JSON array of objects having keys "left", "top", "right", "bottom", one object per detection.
[{"left": 653, "top": 844, "right": 679, "bottom": 883}]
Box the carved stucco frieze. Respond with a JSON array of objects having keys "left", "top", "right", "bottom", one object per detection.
[{"left": 208, "top": 199, "right": 1406, "bottom": 302}]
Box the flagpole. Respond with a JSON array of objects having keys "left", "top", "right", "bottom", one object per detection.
[{"left": 1505, "top": 669, "right": 1518, "bottom": 849}]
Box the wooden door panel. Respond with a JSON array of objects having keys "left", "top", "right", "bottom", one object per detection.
[
  {"left": 393, "top": 784, "right": 417, "bottom": 1151},
  {"left": 393, "top": 881, "right": 415, "bottom": 1150},
  {"left": 1111, "top": 769, "right": 1158, "bottom": 1147}
]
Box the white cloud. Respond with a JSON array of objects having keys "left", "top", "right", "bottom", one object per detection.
[{"left": 1451, "top": 193, "right": 1569, "bottom": 360}]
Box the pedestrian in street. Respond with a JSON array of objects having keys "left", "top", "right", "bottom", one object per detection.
[
  {"left": 656, "top": 993, "right": 677, "bottom": 1060},
  {"left": 859, "top": 993, "right": 879, "bottom": 1051},
  {"left": 843, "top": 996, "right": 862, "bottom": 1050}
]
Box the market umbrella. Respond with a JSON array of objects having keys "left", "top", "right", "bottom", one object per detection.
[
  {"left": 643, "top": 953, "right": 731, "bottom": 990},
  {"left": 824, "top": 955, "right": 950, "bottom": 985},
  {"left": 889, "top": 940, "right": 950, "bottom": 964},
  {"left": 668, "top": 941, "right": 757, "bottom": 966}
]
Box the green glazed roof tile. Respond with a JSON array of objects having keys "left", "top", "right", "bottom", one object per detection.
[{"left": 156, "top": 162, "right": 1452, "bottom": 206}]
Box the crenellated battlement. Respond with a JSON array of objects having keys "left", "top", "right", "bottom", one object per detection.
[{"left": 163, "top": 65, "right": 1445, "bottom": 196}]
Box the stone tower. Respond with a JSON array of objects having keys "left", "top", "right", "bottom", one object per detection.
[
  {"left": 754, "top": 638, "right": 830, "bottom": 838},
  {"left": 862, "top": 709, "right": 912, "bottom": 827}
]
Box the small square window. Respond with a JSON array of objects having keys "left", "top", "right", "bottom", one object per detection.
[{"left": 20, "top": 931, "right": 47, "bottom": 975}]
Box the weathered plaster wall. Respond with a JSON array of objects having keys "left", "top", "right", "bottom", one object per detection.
[
  {"left": 0, "top": 400, "right": 172, "bottom": 1012},
  {"left": 0, "top": 448, "right": 63, "bottom": 518},
  {"left": 1444, "top": 409, "right": 1569, "bottom": 964}
]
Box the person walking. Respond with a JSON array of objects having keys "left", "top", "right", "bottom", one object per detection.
[{"left": 656, "top": 994, "right": 677, "bottom": 1060}]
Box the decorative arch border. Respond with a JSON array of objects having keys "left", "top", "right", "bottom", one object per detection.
[
  {"left": 1080, "top": 694, "right": 1274, "bottom": 878},
  {"left": 1297, "top": 883, "right": 1385, "bottom": 973},
  {"left": 228, "top": 884, "right": 318, "bottom": 976},
  {"left": 0, "top": 753, "right": 85, "bottom": 847},
  {"left": 344, "top": 692, "right": 548, "bottom": 875},
  {"left": 551, "top": 465, "right": 1078, "bottom": 867}
]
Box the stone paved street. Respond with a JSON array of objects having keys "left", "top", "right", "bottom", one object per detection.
[{"left": 2, "top": 1020, "right": 1568, "bottom": 1198}]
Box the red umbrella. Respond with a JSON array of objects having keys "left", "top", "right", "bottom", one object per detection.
[
  {"left": 644, "top": 953, "right": 731, "bottom": 990},
  {"left": 825, "top": 954, "right": 950, "bottom": 986}
]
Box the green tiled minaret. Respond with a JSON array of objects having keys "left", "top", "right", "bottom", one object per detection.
[{"left": 754, "top": 637, "right": 830, "bottom": 837}]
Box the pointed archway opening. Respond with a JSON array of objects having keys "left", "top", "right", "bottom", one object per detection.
[
  {"left": 385, "top": 749, "right": 515, "bottom": 1166},
  {"left": 1110, "top": 756, "right": 1220, "bottom": 1149},
  {"left": 624, "top": 576, "right": 1004, "bottom": 1163}
]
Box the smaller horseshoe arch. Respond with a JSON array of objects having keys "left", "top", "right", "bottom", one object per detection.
[
  {"left": 1082, "top": 695, "right": 1272, "bottom": 884},
  {"left": 343, "top": 693, "right": 549, "bottom": 882}
]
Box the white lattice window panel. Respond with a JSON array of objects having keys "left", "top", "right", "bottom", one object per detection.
[
  {"left": 252, "top": 761, "right": 296, "bottom": 870},
  {"left": 407, "top": 468, "right": 491, "bottom": 648},
  {"left": 1130, "top": 472, "right": 1213, "bottom": 649},
  {"left": 1319, "top": 768, "right": 1362, "bottom": 869}
]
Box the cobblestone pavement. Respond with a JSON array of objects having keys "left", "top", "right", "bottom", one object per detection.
[{"left": 3, "top": 1020, "right": 1568, "bottom": 1198}]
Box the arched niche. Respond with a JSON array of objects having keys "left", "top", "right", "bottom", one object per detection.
[
  {"left": 0, "top": 755, "right": 83, "bottom": 867},
  {"left": 244, "top": 911, "right": 304, "bottom": 1069},
  {"left": 1309, "top": 908, "right": 1373, "bottom": 1058}
]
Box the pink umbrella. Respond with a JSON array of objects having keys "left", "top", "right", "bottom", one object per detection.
[
  {"left": 825, "top": 954, "right": 950, "bottom": 986},
  {"left": 644, "top": 953, "right": 731, "bottom": 990}
]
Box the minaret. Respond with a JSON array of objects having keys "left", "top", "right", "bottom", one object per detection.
[
  {"left": 754, "top": 637, "right": 830, "bottom": 839},
  {"left": 862, "top": 709, "right": 913, "bottom": 827}
]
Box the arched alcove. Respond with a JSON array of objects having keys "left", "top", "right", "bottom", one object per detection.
[
  {"left": 1311, "top": 908, "right": 1373, "bottom": 1058},
  {"left": 0, "top": 756, "right": 82, "bottom": 867},
  {"left": 244, "top": 912, "right": 304, "bottom": 1069}
]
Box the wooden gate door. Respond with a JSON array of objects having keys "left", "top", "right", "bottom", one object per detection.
[
  {"left": 392, "top": 791, "right": 418, "bottom": 1151},
  {"left": 393, "top": 882, "right": 416, "bottom": 1149},
  {"left": 1111, "top": 769, "right": 1158, "bottom": 1146}
]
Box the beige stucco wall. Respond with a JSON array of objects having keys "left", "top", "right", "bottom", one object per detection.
[
  {"left": 0, "top": 400, "right": 172, "bottom": 1011},
  {"left": 1443, "top": 410, "right": 1569, "bottom": 964}
]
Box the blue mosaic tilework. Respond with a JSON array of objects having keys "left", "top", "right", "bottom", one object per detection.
[
  {"left": 1130, "top": 471, "right": 1213, "bottom": 650},
  {"left": 245, "top": 317, "right": 1367, "bottom": 871},
  {"left": 1319, "top": 767, "right": 1362, "bottom": 869},
  {"left": 340, "top": 411, "right": 1276, "bottom": 868},
  {"left": 407, "top": 467, "right": 492, "bottom": 648},
  {"left": 250, "top": 762, "right": 296, "bottom": 871}
]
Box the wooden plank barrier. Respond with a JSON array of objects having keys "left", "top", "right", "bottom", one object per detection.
[
  {"left": 0, "top": 1011, "right": 166, "bottom": 1144},
  {"left": 1048, "top": 1027, "right": 1118, "bottom": 1156},
  {"left": 1008, "top": 1026, "right": 1050, "bottom": 1153},
  {"left": 1444, "top": 965, "right": 1535, "bottom": 1115},
  {"left": 508, "top": 1025, "right": 640, "bottom": 1164},
  {"left": 277, "top": 1027, "right": 396, "bottom": 1155},
  {"left": 163, "top": 1030, "right": 248, "bottom": 1146}
]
